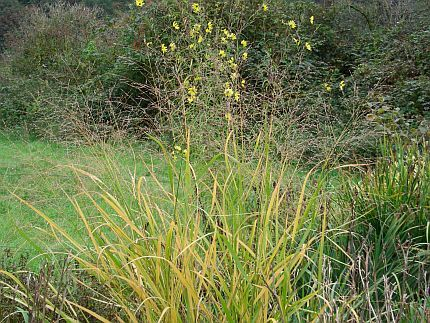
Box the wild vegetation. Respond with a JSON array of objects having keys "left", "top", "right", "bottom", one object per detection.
[{"left": 0, "top": 0, "right": 429, "bottom": 321}]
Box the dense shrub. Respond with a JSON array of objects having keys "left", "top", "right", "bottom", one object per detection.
[
  {"left": 0, "top": 0, "right": 429, "bottom": 152},
  {"left": 0, "top": 2, "right": 125, "bottom": 139},
  {"left": 0, "top": 0, "right": 23, "bottom": 50}
]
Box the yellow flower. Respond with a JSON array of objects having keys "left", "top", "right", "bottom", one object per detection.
[
  {"left": 231, "top": 72, "right": 238, "bottom": 80},
  {"left": 192, "top": 3, "right": 201, "bottom": 14},
  {"left": 221, "top": 37, "right": 228, "bottom": 44},
  {"left": 172, "top": 21, "right": 180, "bottom": 30},
  {"left": 293, "top": 37, "right": 300, "bottom": 45},
  {"left": 182, "top": 149, "right": 188, "bottom": 156},
  {"left": 188, "top": 86, "right": 197, "bottom": 96},
  {"left": 234, "top": 91, "right": 240, "bottom": 101},
  {"left": 198, "top": 35, "right": 203, "bottom": 43},
  {"left": 241, "top": 40, "right": 248, "bottom": 47},
  {"left": 230, "top": 33, "right": 237, "bottom": 40},
  {"left": 225, "top": 112, "right": 232, "bottom": 122},
  {"left": 135, "top": 0, "right": 144, "bottom": 7},
  {"left": 219, "top": 50, "right": 226, "bottom": 57},
  {"left": 224, "top": 88, "right": 234, "bottom": 98},
  {"left": 241, "top": 79, "right": 246, "bottom": 88},
  {"left": 339, "top": 80, "right": 345, "bottom": 91},
  {"left": 288, "top": 20, "right": 297, "bottom": 29},
  {"left": 228, "top": 57, "right": 237, "bottom": 69},
  {"left": 188, "top": 86, "right": 197, "bottom": 102},
  {"left": 242, "top": 52, "right": 248, "bottom": 60},
  {"left": 205, "top": 21, "right": 213, "bottom": 33},
  {"left": 324, "top": 83, "right": 332, "bottom": 92},
  {"left": 305, "top": 42, "right": 312, "bottom": 51},
  {"left": 161, "top": 44, "right": 168, "bottom": 54},
  {"left": 169, "top": 42, "right": 176, "bottom": 51},
  {"left": 189, "top": 43, "right": 196, "bottom": 49},
  {"left": 310, "top": 16, "right": 315, "bottom": 25},
  {"left": 262, "top": 3, "right": 268, "bottom": 11},
  {"left": 174, "top": 145, "right": 182, "bottom": 152},
  {"left": 194, "top": 24, "right": 202, "bottom": 33}
]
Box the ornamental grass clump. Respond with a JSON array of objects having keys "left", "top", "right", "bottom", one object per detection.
[{"left": 0, "top": 131, "right": 333, "bottom": 321}]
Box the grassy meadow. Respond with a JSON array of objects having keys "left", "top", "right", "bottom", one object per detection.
[{"left": 0, "top": 0, "right": 429, "bottom": 321}]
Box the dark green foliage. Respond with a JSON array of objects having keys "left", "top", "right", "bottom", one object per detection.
[
  {"left": 0, "top": 0, "right": 430, "bottom": 146},
  {"left": 337, "top": 139, "right": 430, "bottom": 318},
  {"left": 0, "top": 0, "right": 23, "bottom": 49}
]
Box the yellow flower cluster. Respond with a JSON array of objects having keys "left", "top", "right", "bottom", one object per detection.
[
  {"left": 146, "top": 1, "right": 249, "bottom": 107},
  {"left": 228, "top": 57, "right": 237, "bottom": 70},
  {"left": 323, "top": 80, "right": 346, "bottom": 92},
  {"left": 222, "top": 29, "right": 237, "bottom": 41},
  {"left": 171, "top": 145, "right": 187, "bottom": 160},
  {"left": 190, "top": 23, "right": 202, "bottom": 37},
  {"left": 224, "top": 82, "right": 240, "bottom": 101},
  {"left": 188, "top": 86, "right": 198, "bottom": 103}
]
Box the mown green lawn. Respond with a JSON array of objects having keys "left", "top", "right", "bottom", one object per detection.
[{"left": 0, "top": 133, "right": 163, "bottom": 262}]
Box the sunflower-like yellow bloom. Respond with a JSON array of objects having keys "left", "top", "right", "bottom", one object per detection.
[
  {"left": 135, "top": 0, "right": 144, "bottom": 7},
  {"left": 205, "top": 21, "right": 213, "bottom": 33},
  {"left": 234, "top": 91, "right": 240, "bottom": 101},
  {"left": 262, "top": 3, "right": 268, "bottom": 11},
  {"left": 288, "top": 20, "right": 297, "bottom": 29},
  {"left": 192, "top": 3, "right": 201, "bottom": 14},
  {"left": 161, "top": 44, "right": 168, "bottom": 53},
  {"left": 224, "top": 88, "right": 234, "bottom": 97},
  {"left": 324, "top": 83, "right": 332, "bottom": 92}
]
